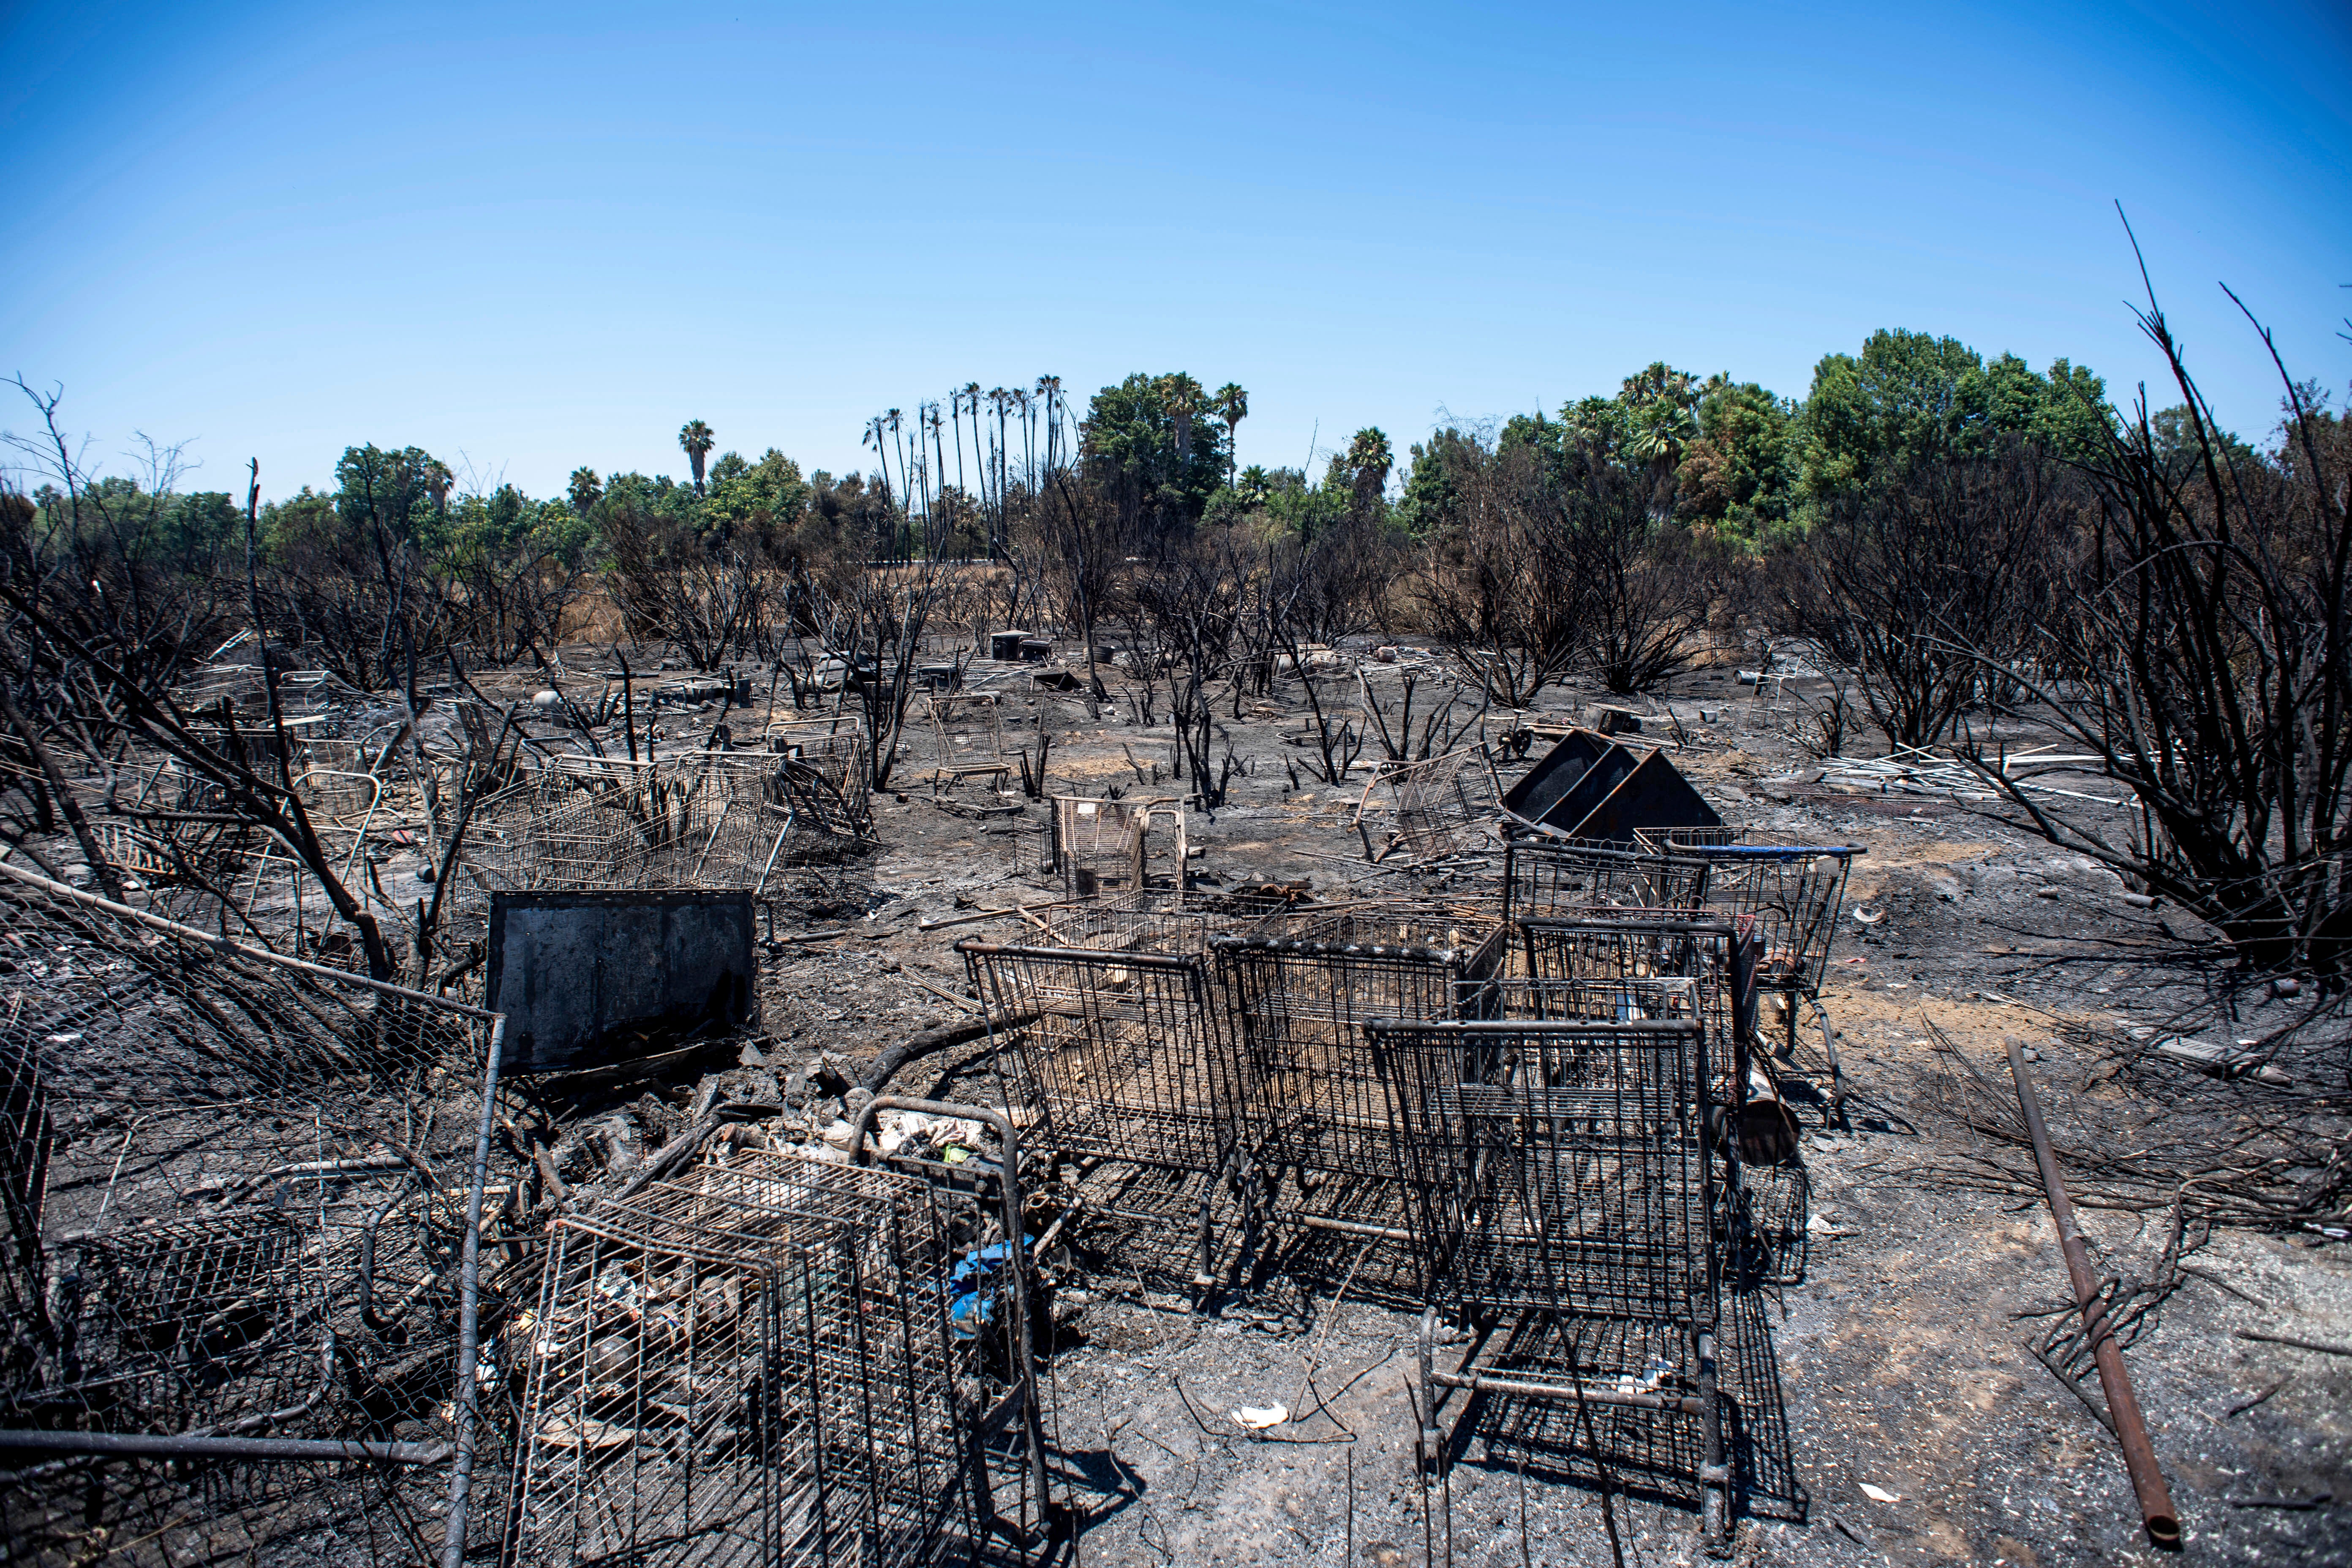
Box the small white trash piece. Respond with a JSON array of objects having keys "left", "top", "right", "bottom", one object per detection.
[{"left": 1231, "top": 1405, "right": 1288, "bottom": 1431}]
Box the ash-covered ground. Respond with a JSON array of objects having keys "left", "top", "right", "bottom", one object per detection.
[{"left": 174, "top": 645, "right": 2352, "bottom": 1563}]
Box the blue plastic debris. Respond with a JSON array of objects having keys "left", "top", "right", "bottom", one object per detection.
[{"left": 947, "top": 1241, "right": 1015, "bottom": 1340}]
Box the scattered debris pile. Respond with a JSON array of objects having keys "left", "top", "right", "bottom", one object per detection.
[{"left": 0, "top": 860, "right": 513, "bottom": 1565}]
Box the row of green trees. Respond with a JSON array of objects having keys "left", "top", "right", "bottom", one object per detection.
[
  {"left": 0, "top": 324, "right": 2129, "bottom": 686},
  {"left": 1394, "top": 332, "right": 2112, "bottom": 544}
]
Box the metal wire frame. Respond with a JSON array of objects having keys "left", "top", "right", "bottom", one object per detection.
[
  {"left": 764, "top": 729, "right": 875, "bottom": 848},
  {"left": 1734, "top": 1160, "right": 1811, "bottom": 1288},
  {"left": 1038, "top": 889, "right": 1260, "bottom": 957},
  {"left": 958, "top": 942, "right": 1251, "bottom": 1287},
  {"left": 457, "top": 748, "right": 869, "bottom": 915},
  {"left": 1210, "top": 907, "right": 1508, "bottom": 1244},
  {"left": 1370, "top": 1018, "right": 1716, "bottom": 1323},
  {"left": 1420, "top": 1309, "right": 1729, "bottom": 1533},
  {"left": 84, "top": 757, "right": 276, "bottom": 913},
  {"left": 1047, "top": 797, "right": 1150, "bottom": 901},
  {"left": 957, "top": 943, "right": 1248, "bottom": 1182},
  {"left": 1632, "top": 831, "right": 1859, "bottom": 1004},
  {"left": 1502, "top": 919, "right": 1806, "bottom": 1291},
  {"left": 1381, "top": 1015, "right": 1732, "bottom": 1541},
  {"left": 1510, "top": 915, "right": 1761, "bottom": 1118},
  {"left": 1356, "top": 747, "right": 1497, "bottom": 862},
  {"left": 925, "top": 693, "right": 1007, "bottom": 777},
  {"left": 1499, "top": 839, "right": 1712, "bottom": 925},
  {"left": 0, "top": 1032, "right": 50, "bottom": 1396},
  {"left": 506, "top": 1151, "right": 980, "bottom": 1568},
  {"left": 0, "top": 860, "right": 511, "bottom": 1568}
]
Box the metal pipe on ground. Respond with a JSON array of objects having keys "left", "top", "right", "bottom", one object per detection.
[
  {"left": 2006, "top": 1036, "right": 2180, "bottom": 1550},
  {"left": 0, "top": 1430, "right": 452, "bottom": 1464}
]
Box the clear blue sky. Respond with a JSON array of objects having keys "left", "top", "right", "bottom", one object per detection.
[{"left": 3, "top": 0, "right": 2346, "bottom": 501}]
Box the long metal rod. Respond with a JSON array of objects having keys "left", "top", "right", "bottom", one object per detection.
[
  {"left": 0, "top": 1430, "right": 451, "bottom": 1464},
  {"left": 2006, "top": 1038, "right": 2179, "bottom": 1549},
  {"left": 1291, "top": 1212, "right": 1414, "bottom": 1242},
  {"left": 1428, "top": 1367, "right": 1704, "bottom": 1415},
  {"left": 440, "top": 1014, "right": 508, "bottom": 1568}
]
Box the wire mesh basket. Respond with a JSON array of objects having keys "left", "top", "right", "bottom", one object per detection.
[
  {"left": 1358, "top": 747, "right": 1497, "bottom": 861},
  {"left": 1047, "top": 796, "right": 1143, "bottom": 900},
  {"left": 1376, "top": 1015, "right": 1733, "bottom": 1541},
  {"left": 1500, "top": 839, "right": 1712, "bottom": 924},
  {"left": 1037, "top": 889, "right": 1251, "bottom": 957},
  {"left": 1631, "top": 832, "right": 1859, "bottom": 1002},
  {"left": 1503, "top": 917, "right": 1803, "bottom": 1282},
  {"left": 1211, "top": 905, "right": 1507, "bottom": 1242},
  {"left": 958, "top": 943, "right": 1247, "bottom": 1181},
  {"left": 958, "top": 942, "right": 1251, "bottom": 1286},
  {"left": 0, "top": 860, "right": 510, "bottom": 1567},
  {"left": 1510, "top": 915, "right": 1760, "bottom": 1115},
  {"left": 454, "top": 749, "right": 871, "bottom": 947},
  {"left": 507, "top": 1151, "right": 981, "bottom": 1568},
  {"left": 1369, "top": 1018, "right": 1714, "bottom": 1322}
]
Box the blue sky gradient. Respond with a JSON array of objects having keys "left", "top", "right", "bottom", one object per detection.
[{"left": 3, "top": 1, "right": 2347, "bottom": 499}]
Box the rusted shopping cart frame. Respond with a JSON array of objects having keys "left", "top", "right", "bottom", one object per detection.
[
  {"left": 506, "top": 1149, "right": 1026, "bottom": 1568},
  {"left": 1369, "top": 1015, "right": 1731, "bottom": 1544},
  {"left": 1631, "top": 832, "right": 1862, "bottom": 1021},
  {"left": 1500, "top": 839, "right": 1712, "bottom": 924},
  {"left": 1210, "top": 904, "right": 1507, "bottom": 1258},
  {"left": 0, "top": 861, "right": 512, "bottom": 1568},
  {"left": 958, "top": 941, "right": 1256, "bottom": 1290}
]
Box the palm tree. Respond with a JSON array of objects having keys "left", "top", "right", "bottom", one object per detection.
[
  {"left": 1036, "top": 376, "right": 1064, "bottom": 471},
  {"left": 422, "top": 457, "right": 455, "bottom": 517},
  {"left": 1157, "top": 373, "right": 1204, "bottom": 478},
  {"left": 568, "top": 466, "right": 602, "bottom": 514},
  {"left": 1214, "top": 383, "right": 1247, "bottom": 490},
  {"left": 862, "top": 415, "right": 889, "bottom": 496},
  {"left": 679, "top": 419, "right": 715, "bottom": 496}
]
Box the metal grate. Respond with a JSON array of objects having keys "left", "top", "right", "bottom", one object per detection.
[
  {"left": 1047, "top": 797, "right": 1171, "bottom": 901},
  {"left": 1377, "top": 1015, "right": 1734, "bottom": 1542},
  {"left": 1511, "top": 915, "right": 1760, "bottom": 1117},
  {"left": 1039, "top": 889, "right": 1252, "bottom": 958},
  {"left": 1370, "top": 1018, "right": 1714, "bottom": 1323},
  {"left": 1212, "top": 906, "right": 1506, "bottom": 1243},
  {"left": 0, "top": 860, "right": 510, "bottom": 1567},
  {"left": 509, "top": 1151, "right": 975, "bottom": 1568},
  {"left": 1359, "top": 747, "right": 1496, "bottom": 861},
  {"left": 0, "top": 1031, "right": 48, "bottom": 1387},
  {"left": 1500, "top": 840, "right": 1711, "bottom": 924},
  {"left": 958, "top": 942, "right": 1250, "bottom": 1287},
  {"left": 461, "top": 747, "right": 872, "bottom": 909},
  {"left": 1503, "top": 920, "right": 1805, "bottom": 1289},
  {"left": 958, "top": 943, "right": 1246, "bottom": 1181},
  {"left": 1631, "top": 833, "right": 1858, "bottom": 1002}
]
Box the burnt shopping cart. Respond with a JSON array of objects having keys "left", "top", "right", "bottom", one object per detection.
[{"left": 1370, "top": 1015, "right": 1732, "bottom": 1545}]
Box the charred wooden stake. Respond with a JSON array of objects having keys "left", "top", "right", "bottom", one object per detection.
[{"left": 2006, "top": 1036, "right": 2180, "bottom": 1549}]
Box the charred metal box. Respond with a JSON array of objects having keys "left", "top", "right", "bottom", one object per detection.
[{"left": 487, "top": 889, "right": 758, "bottom": 1073}]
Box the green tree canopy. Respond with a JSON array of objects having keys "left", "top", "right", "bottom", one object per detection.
[
  {"left": 331, "top": 444, "right": 442, "bottom": 549},
  {"left": 1080, "top": 372, "right": 1231, "bottom": 526},
  {"left": 1676, "top": 379, "right": 1802, "bottom": 542},
  {"left": 1800, "top": 329, "right": 2112, "bottom": 501},
  {"left": 703, "top": 448, "right": 810, "bottom": 540}
]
